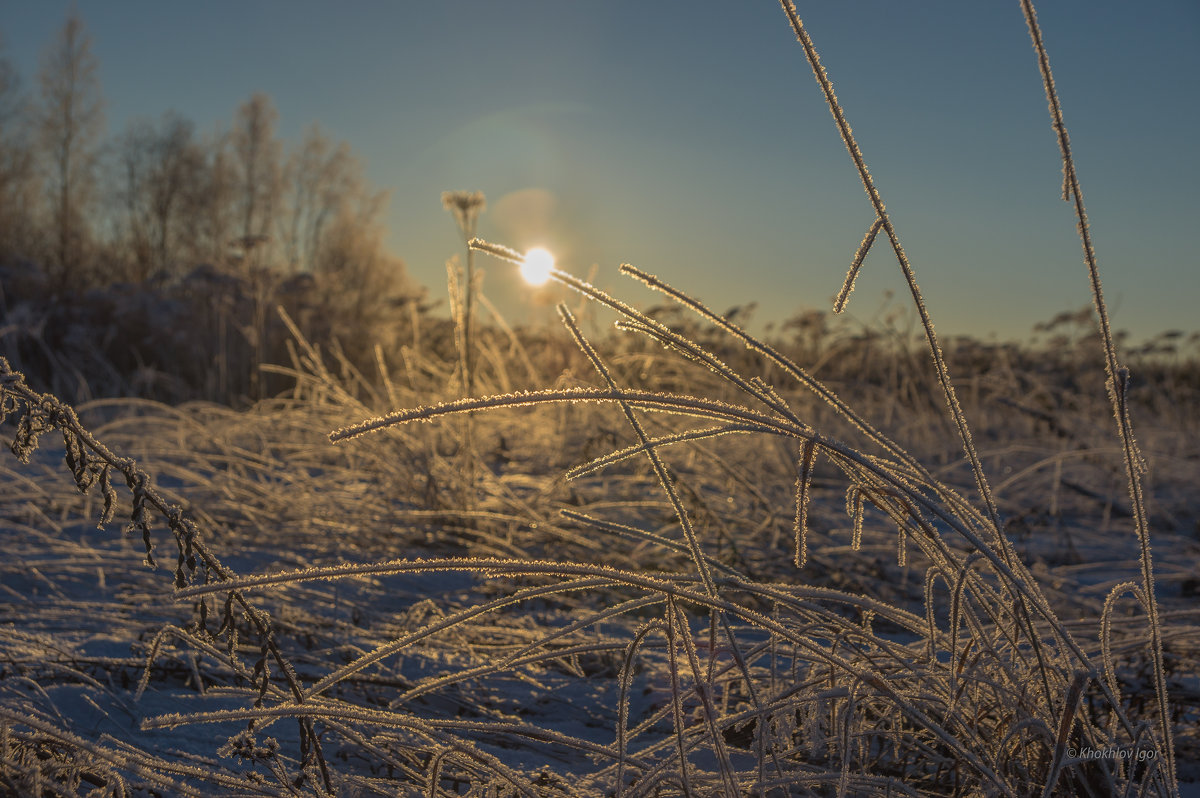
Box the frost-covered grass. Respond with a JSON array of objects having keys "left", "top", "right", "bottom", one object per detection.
[
  {"left": 3, "top": 2, "right": 1200, "bottom": 796},
  {"left": 1, "top": 308, "right": 1199, "bottom": 796}
]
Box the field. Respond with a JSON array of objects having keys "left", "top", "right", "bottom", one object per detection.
[
  {"left": 3, "top": 275, "right": 1198, "bottom": 796},
  {"left": 2, "top": 3, "right": 1199, "bottom": 797}
]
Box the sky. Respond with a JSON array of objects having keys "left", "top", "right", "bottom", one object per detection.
[{"left": 2, "top": 2, "right": 1197, "bottom": 343}]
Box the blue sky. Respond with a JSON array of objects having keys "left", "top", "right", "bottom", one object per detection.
[{"left": 3, "top": 2, "right": 1197, "bottom": 342}]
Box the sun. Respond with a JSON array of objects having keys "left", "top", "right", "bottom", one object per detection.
[{"left": 520, "top": 247, "right": 555, "bottom": 287}]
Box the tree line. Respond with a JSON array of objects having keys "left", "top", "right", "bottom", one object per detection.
[
  {"left": 0, "top": 11, "right": 425, "bottom": 404},
  {"left": 0, "top": 11, "right": 409, "bottom": 297}
]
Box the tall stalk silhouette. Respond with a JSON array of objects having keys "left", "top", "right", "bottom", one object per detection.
[
  {"left": 1020, "top": 1, "right": 1176, "bottom": 790},
  {"left": 442, "top": 190, "right": 487, "bottom": 400},
  {"left": 442, "top": 190, "right": 487, "bottom": 507}
]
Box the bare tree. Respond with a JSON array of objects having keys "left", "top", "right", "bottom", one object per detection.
[
  {"left": 116, "top": 112, "right": 205, "bottom": 282},
  {"left": 230, "top": 92, "right": 281, "bottom": 270},
  {"left": 279, "top": 124, "right": 355, "bottom": 274},
  {"left": 36, "top": 10, "right": 104, "bottom": 287},
  {"left": 189, "top": 130, "right": 238, "bottom": 269},
  {"left": 307, "top": 142, "right": 395, "bottom": 307},
  {"left": 0, "top": 41, "right": 21, "bottom": 131},
  {"left": 0, "top": 38, "right": 36, "bottom": 264},
  {"left": 310, "top": 190, "right": 415, "bottom": 367}
]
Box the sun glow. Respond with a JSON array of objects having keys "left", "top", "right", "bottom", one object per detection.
[{"left": 520, "top": 247, "right": 555, "bottom": 286}]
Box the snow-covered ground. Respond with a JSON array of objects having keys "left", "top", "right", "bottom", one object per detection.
[{"left": 1, "top": 362, "right": 1197, "bottom": 796}]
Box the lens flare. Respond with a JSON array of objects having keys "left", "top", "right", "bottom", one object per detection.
[{"left": 520, "top": 247, "right": 555, "bottom": 286}]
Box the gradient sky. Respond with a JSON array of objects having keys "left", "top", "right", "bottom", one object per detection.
[{"left": 3, "top": 2, "right": 1197, "bottom": 342}]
